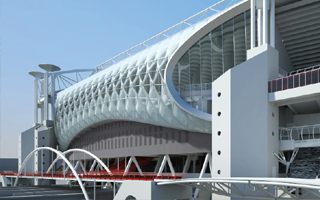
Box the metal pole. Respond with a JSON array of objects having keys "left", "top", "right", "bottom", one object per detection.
[
  {"left": 270, "top": 0, "right": 275, "bottom": 47},
  {"left": 94, "top": 179, "right": 96, "bottom": 200},
  {"left": 51, "top": 73, "right": 56, "bottom": 121},
  {"left": 44, "top": 72, "right": 48, "bottom": 122},
  {"left": 250, "top": 0, "right": 256, "bottom": 49},
  {"left": 257, "top": 9, "right": 262, "bottom": 46},
  {"left": 263, "top": 0, "right": 269, "bottom": 45},
  {"left": 113, "top": 181, "right": 115, "bottom": 198},
  {"left": 34, "top": 79, "right": 39, "bottom": 124}
]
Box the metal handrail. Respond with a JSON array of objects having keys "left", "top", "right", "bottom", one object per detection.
[
  {"left": 290, "top": 64, "right": 320, "bottom": 75},
  {"left": 93, "top": 0, "right": 241, "bottom": 74},
  {"left": 178, "top": 83, "right": 212, "bottom": 92},
  {"left": 279, "top": 124, "right": 320, "bottom": 141},
  {"left": 269, "top": 66, "right": 320, "bottom": 93}
]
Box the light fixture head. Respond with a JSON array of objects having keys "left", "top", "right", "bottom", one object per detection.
[
  {"left": 38, "top": 64, "right": 61, "bottom": 72},
  {"left": 28, "top": 71, "right": 44, "bottom": 78}
]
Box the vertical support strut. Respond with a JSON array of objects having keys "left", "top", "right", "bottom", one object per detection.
[
  {"left": 257, "top": 8, "right": 262, "bottom": 46},
  {"left": 262, "top": 0, "right": 269, "bottom": 45},
  {"left": 250, "top": 0, "right": 274, "bottom": 48},
  {"left": 33, "top": 79, "right": 39, "bottom": 124},
  {"left": 123, "top": 156, "right": 143, "bottom": 176},
  {"left": 270, "top": 0, "right": 275, "bottom": 47},
  {"left": 43, "top": 72, "right": 48, "bottom": 122},
  {"left": 157, "top": 154, "right": 175, "bottom": 176},
  {"left": 182, "top": 155, "right": 192, "bottom": 174},
  {"left": 273, "top": 149, "right": 299, "bottom": 176},
  {"left": 89, "top": 160, "right": 97, "bottom": 172},
  {"left": 250, "top": 0, "right": 256, "bottom": 49},
  {"left": 199, "top": 153, "right": 212, "bottom": 178}
]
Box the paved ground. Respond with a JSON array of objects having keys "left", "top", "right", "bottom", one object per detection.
[{"left": 0, "top": 186, "right": 113, "bottom": 200}]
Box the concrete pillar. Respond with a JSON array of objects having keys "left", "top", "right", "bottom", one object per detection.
[
  {"left": 212, "top": 45, "right": 279, "bottom": 199},
  {"left": 250, "top": 0, "right": 256, "bottom": 49}
]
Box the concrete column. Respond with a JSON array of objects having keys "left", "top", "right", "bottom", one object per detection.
[
  {"left": 213, "top": 45, "right": 279, "bottom": 199},
  {"left": 43, "top": 72, "right": 48, "bottom": 122},
  {"left": 257, "top": 8, "right": 262, "bottom": 46},
  {"left": 250, "top": 0, "right": 256, "bottom": 49},
  {"left": 270, "top": 0, "right": 275, "bottom": 47},
  {"left": 34, "top": 79, "right": 39, "bottom": 125},
  {"left": 51, "top": 74, "right": 55, "bottom": 121},
  {"left": 263, "top": 0, "right": 269, "bottom": 45}
]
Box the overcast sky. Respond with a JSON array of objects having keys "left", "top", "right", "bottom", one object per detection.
[{"left": 0, "top": 0, "right": 224, "bottom": 158}]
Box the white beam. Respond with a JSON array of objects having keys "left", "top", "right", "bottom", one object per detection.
[
  {"left": 123, "top": 157, "right": 133, "bottom": 176},
  {"left": 131, "top": 156, "right": 143, "bottom": 176},
  {"left": 73, "top": 161, "right": 80, "bottom": 171},
  {"left": 257, "top": 9, "right": 262, "bottom": 46},
  {"left": 199, "top": 153, "right": 212, "bottom": 178},
  {"left": 262, "top": 0, "right": 269, "bottom": 45},
  {"left": 250, "top": 0, "right": 256, "bottom": 49},
  {"left": 166, "top": 155, "right": 175, "bottom": 176},
  {"left": 157, "top": 155, "right": 175, "bottom": 176},
  {"left": 89, "top": 160, "right": 97, "bottom": 172},
  {"left": 43, "top": 72, "right": 48, "bottom": 122},
  {"left": 157, "top": 155, "right": 167, "bottom": 176},
  {"left": 34, "top": 79, "right": 38, "bottom": 124},
  {"left": 79, "top": 160, "right": 87, "bottom": 175},
  {"left": 182, "top": 155, "right": 191, "bottom": 174},
  {"left": 154, "top": 156, "right": 162, "bottom": 173},
  {"left": 270, "top": 0, "right": 275, "bottom": 47}
]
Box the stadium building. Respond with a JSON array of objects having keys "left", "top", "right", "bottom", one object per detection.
[{"left": 1, "top": 0, "right": 320, "bottom": 199}]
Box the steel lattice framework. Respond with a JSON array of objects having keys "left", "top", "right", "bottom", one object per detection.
[{"left": 55, "top": 18, "right": 215, "bottom": 149}]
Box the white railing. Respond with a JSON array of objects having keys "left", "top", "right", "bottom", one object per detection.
[
  {"left": 278, "top": 67, "right": 288, "bottom": 77},
  {"left": 279, "top": 124, "right": 320, "bottom": 141},
  {"left": 93, "top": 0, "right": 242, "bottom": 74},
  {"left": 178, "top": 83, "right": 212, "bottom": 92},
  {"left": 289, "top": 64, "right": 320, "bottom": 75},
  {"left": 269, "top": 66, "right": 320, "bottom": 93}
]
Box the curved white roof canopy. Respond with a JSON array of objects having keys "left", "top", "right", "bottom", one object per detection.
[{"left": 55, "top": 1, "right": 248, "bottom": 149}]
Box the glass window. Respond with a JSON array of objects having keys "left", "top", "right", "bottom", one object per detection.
[
  {"left": 200, "top": 35, "right": 212, "bottom": 84},
  {"left": 222, "top": 19, "right": 234, "bottom": 71},
  {"left": 172, "top": 10, "right": 250, "bottom": 114},
  {"left": 189, "top": 43, "right": 201, "bottom": 85},
  {"left": 234, "top": 13, "right": 246, "bottom": 65},
  {"left": 211, "top": 27, "right": 223, "bottom": 80}
]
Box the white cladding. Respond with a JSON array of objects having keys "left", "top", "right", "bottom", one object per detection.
[{"left": 54, "top": 17, "right": 218, "bottom": 149}]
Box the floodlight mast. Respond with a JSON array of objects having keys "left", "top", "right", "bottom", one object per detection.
[
  {"left": 38, "top": 64, "right": 61, "bottom": 124},
  {"left": 28, "top": 71, "right": 44, "bottom": 125}
]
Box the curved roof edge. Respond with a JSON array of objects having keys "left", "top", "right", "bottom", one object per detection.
[
  {"left": 92, "top": 0, "right": 246, "bottom": 74},
  {"left": 164, "top": 0, "right": 249, "bottom": 121}
]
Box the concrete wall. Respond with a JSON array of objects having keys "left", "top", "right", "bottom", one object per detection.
[
  {"left": 19, "top": 127, "right": 34, "bottom": 171},
  {"left": 275, "top": 28, "right": 293, "bottom": 73},
  {"left": 212, "top": 45, "right": 279, "bottom": 178},
  {"left": 34, "top": 126, "right": 56, "bottom": 185},
  {"left": 34, "top": 126, "right": 56, "bottom": 173},
  {"left": 0, "top": 158, "right": 18, "bottom": 171},
  {"left": 291, "top": 113, "right": 320, "bottom": 126}
]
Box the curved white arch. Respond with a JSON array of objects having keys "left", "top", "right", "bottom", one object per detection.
[
  {"left": 164, "top": 0, "right": 249, "bottom": 121},
  {"left": 46, "top": 148, "right": 112, "bottom": 175},
  {"left": 14, "top": 147, "right": 89, "bottom": 200}
]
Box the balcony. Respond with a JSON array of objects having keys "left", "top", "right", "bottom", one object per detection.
[
  {"left": 269, "top": 65, "right": 320, "bottom": 93},
  {"left": 279, "top": 124, "right": 320, "bottom": 150}
]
